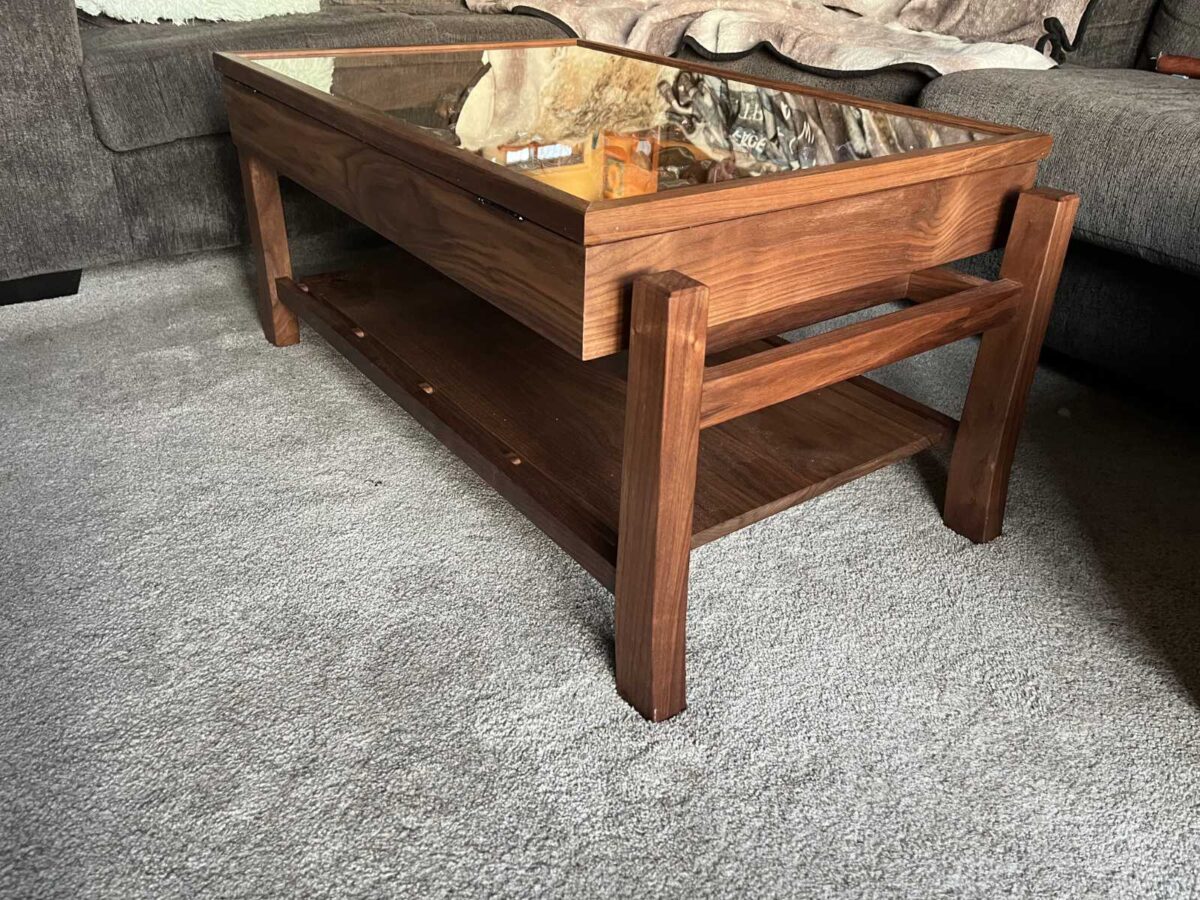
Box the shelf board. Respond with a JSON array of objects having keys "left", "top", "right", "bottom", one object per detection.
[{"left": 278, "top": 251, "right": 955, "bottom": 589}]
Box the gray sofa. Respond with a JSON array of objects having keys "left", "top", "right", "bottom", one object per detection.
[{"left": 3, "top": 0, "right": 1198, "bottom": 396}]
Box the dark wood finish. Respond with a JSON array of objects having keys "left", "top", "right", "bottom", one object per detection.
[
  {"left": 1156, "top": 54, "right": 1200, "bottom": 78},
  {"left": 238, "top": 150, "right": 298, "bottom": 346},
  {"left": 230, "top": 39, "right": 577, "bottom": 60},
  {"left": 272, "top": 253, "right": 956, "bottom": 584},
  {"left": 217, "top": 50, "right": 589, "bottom": 242},
  {"left": 219, "top": 41, "right": 1051, "bottom": 359},
  {"left": 215, "top": 41, "right": 1051, "bottom": 246},
  {"left": 690, "top": 374, "right": 956, "bottom": 546},
  {"left": 225, "top": 82, "right": 587, "bottom": 356},
  {"left": 582, "top": 165, "right": 1036, "bottom": 356},
  {"left": 328, "top": 52, "right": 488, "bottom": 115},
  {"left": 0, "top": 269, "right": 81, "bottom": 306},
  {"left": 705, "top": 265, "right": 1000, "bottom": 350},
  {"left": 225, "top": 73, "right": 1035, "bottom": 360},
  {"left": 700, "top": 279, "right": 1021, "bottom": 428},
  {"left": 277, "top": 269, "right": 619, "bottom": 587},
  {"left": 576, "top": 35, "right": 1050, "bottom": 242},
  {"left": 849, "top": 376, "right": 959, "bottom": 437},
  {"left": 944, "top": 189, "right": 1079, "bottom": 543},
  {"left": 220, "top": 40, "right": 1074, "bottom": 721},
  {"left": 582, "top": 140, "right": 1050, "bottom": 244},
  {"left": 906, "top": 267, "right": 989, "bottom": 303},
  {"left": 705, "top": 274, "right": 910, "bottom": 352},
  {"left": 614, "top": 272, "right": 709, "bottom": 721}
]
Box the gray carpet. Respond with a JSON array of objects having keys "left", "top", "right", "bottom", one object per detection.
[{"left": 2, "top": 246, "right": 1198, "bottom": 899}]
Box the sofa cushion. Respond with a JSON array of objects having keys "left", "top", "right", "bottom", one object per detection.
[
  {"left": 1067, "top": 0, "right": 1159, "bottom": 68},
  {"left": 1145, "top": 0, "right": 1200, "bottom": 59},
  {"left": 920, "top": 67, "right": 1200, "bottom": 275},
  {"left": 110, "top": 134, "right": 359, "bottom": 258},
  {"left": 79, "top": 6, "right": 564, "bottom": 151}
]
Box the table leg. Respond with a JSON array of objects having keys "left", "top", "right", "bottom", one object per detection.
[
  {"left": 615, "top": 272, "right": 709, "bottom": 722},
  {"left": 944, "top": 188, "right": 1079, "bottom": 543},
  {"left": 238, "top": 150, "right": 299, "bottom": 347}
]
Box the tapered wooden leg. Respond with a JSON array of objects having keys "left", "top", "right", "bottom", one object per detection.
[
  {"left": 238, "top": 150, "right": 299, "bottom": 346},
  {"left": 615, "top": 272, "right": 709, "bottom": 722},
  {"left": 944, "top": 188, "right": 1080, "bottom": 543}
]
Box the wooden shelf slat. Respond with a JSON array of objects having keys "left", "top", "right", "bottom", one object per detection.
[
  {"left": 699, "top": 278, "right": 1020, "bottom": 428},
  {"left": 278, "top": 251, "right": 955, "bottom": 589}
]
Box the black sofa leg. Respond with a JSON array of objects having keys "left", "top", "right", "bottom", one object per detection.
[{"left": 0, "top": 269, "right": 82, "bottom": 306}]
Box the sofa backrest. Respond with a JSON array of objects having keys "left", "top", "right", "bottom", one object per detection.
[
  {"left": 1145, "top": 0, "right": 1200, "bottom": 58},
  {"left": 1069, "top": 0, "right": 1161, "bottom": 67}
]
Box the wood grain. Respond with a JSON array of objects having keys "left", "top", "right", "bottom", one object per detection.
[
  {"left": 1156, "top": 54, "right": 1200, "bottom": 78},
  {"left": 271, "top": 251, "right": 956, "bottom": 582},
  {"left": 278, "top": 272, "right": 619, "bottom": 587},
  {"left": 944, "top": 188, "right": 1079, "bottom": 543},
  {"left": 217, "top": 58, "right": 589, "bottom": 242},
  {"left": 216, "top": 44, "right": 1050, "bottom": 245},
  {"left": 705, "top": 274, "right": 910, "bottom": 353},
  {"left": 328, "top": 52, "right": 489, "bottom": 115},
  {"left": 906, "top": 266, "right": 989, "bottom": 302},
  {"left": 228, "top": 39, "right": 577, "bottom": 60},
  {"left": 700, "top": 278, "right": 1020, "bottom": 428},
  {"left": 226, "top": 76, "right": 1035, "bottom": 360},
  {"left": 572, "top": 39, "right": 1049, "bottom": 242},
  {"left": 224, "top": 81, "right": 588, "bottom": 356},
  {"left": 238, "top": 150, "right": 298, "bottom": 346},
  {"left": 583, "top": 164, "right": 1036, "bottom": 358},
  {"left": 614, "top": 272, "right": 709, "bottom": 721},
  {"left": 582, "top": 138, "right": 1050, "bottom": 243},
  {"left": 690, "top": 372, "right": 955, "bottom": 546},
  {"left": 216, "top": 41, "right": 1075, "bottom": 721},
  {"left": 706, "top": 265, "right": 1001, "bottom": 351}
]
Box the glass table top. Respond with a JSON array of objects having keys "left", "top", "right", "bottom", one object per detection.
[{"left": 257, "top": 45, "right": 989, "bottom": 203}]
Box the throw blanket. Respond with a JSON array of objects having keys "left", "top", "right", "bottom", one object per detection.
[
  {"left": 76, "top": 0, "right": 318, "bottom": 23},
  {"left": 76, "top": 0, "right": 399, "bottom": 24},
  {"left": 465, "top": 0, "right": 1097, "bottom": 76}
]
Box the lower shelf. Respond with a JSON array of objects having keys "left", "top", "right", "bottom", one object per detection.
[{"left": 278, "top": 250, "right": 955, "bottom": 589}]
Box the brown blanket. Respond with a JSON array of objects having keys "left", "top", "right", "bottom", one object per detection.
[{"left": 464, "top": 0, "right": 1094, "bottom": 76}]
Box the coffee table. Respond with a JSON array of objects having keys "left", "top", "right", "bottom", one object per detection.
[{"left": 215, "top": 40, "right": 1077, "bottom": 721}]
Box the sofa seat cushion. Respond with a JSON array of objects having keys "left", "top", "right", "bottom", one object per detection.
[
  {"left": 920, "top": 67, "right": 1200, "bottom": 275},
  {"left": 79, "top": 6, "right": 564, "bottom": 151}
]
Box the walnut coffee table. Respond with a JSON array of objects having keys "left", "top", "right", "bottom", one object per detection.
[{"left": 216, "top": 40, "right": 1077, "bottom": 721}]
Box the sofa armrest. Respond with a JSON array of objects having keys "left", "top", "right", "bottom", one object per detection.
[
  {"left": 0, "top": 1, "right": 129, "bottom": 281},
  {"left": 1157, "top": 53, "right": 1200, "bottom": 77}
]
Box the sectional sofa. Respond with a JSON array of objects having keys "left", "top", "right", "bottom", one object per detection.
[{"left": 2, "top": 0, "right": 1196, "bottom": 396}]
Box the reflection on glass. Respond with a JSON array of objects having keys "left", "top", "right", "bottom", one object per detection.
[{"left": 258, "top": 45, "right": 987, "bottom": 202}]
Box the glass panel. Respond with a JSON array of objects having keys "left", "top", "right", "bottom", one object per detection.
[{"left": 257, "top": 45, "right": 988, "bottom": 202}]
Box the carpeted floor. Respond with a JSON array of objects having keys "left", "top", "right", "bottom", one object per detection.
[{"left": 2, "top": 245, "right": 1198, "bottom": 899}]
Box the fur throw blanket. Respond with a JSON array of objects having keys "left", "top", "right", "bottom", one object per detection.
[
  {"left": 75, "top": 0, "right": 318, "bottom": 23},
  {"left": 465, "top": 0, "right": 1097, "bottom": 76},
  {"left": 75, "top": 0, "right": 390, "bottom": 25}
]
